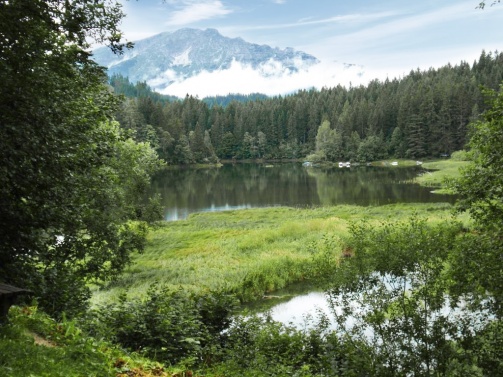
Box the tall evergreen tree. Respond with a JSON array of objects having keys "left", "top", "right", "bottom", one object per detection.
[
  {"left": 189, "top": 122, "right": 207, "bottom": 162},
  {"left": 406, "top": 114, "right": 428, "bottom": 158}
]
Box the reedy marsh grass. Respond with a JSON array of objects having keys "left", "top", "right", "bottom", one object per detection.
[
  {"left": 92, "top": 203, "right": 467, "bottom": 306},
  {"left": 415, "top": 159, "right": 469, "bottom": 193}
]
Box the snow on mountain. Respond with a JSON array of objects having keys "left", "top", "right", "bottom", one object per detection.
[
  {"left": 172, "top": 47, "right": 192, "bottom": 67},
  {"left": 93, "top": 28, "right": 366, "bottom": 97}
]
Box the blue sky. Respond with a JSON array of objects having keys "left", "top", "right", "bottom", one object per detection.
[{"left": 117, "top": 0, "right": 503, "bottom": 96}]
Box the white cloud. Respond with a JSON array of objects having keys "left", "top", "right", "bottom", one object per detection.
[
  {"left": 165, "top": 1, "right": 232, "bottom": 26},
  {"left": 157, "top": 60, "right": 371, "bottom": 98},
  {"left": 148, "top": 69, "right": 181, "bottom": 88},
  {"left": 258, "top": 59, "right": 288, "bottom": 77},
  {"left": 221, "top": 11, "right": 398, "bottom": 34},
  {"left": 273, "top": 0, "right": 286, "bottom": 4}
]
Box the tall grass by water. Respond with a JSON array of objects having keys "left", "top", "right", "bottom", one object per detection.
[
  {"left": 416, "top": 159, "right": 469, "bottom": 192},
  {"left": 92, "top": 203, "right": 467, "bottom": 306}
]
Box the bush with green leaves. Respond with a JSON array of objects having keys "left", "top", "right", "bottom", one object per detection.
[
  {"left": 212, "top": 313, "right": 339, "bottom": 377},
  {"left": 83, "top": 286, "right": 238, "bottom": 367},
  {"left": 450, "top": 150, "right": 470, "bottom": 161},
  {"left": 209, "top": 311, "right": 392, "bottom": 377},
  {"left": 324, "top": 216, "right": 501, "bottom": 376},
  {"left": 83, "top": 286, "right": 370, "bottom": 376}
]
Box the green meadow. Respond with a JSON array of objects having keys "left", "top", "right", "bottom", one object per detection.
[
  {"left": 415, "top": 159, "right": 469, "bottom": 192},
  {"left": 92, "top": 201, "right": 467, "bottom": 307}
]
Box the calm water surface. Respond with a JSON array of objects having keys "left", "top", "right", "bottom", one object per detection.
[
  {"left": 243, "top": 281, "right": 333, "bottom": 328},
  {"left": 151, "top": 162, "right": 455, "bottom": 221}
]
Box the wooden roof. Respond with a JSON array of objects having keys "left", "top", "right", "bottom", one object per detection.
[{"left": 0, "top": 283, "right": 32, "bottom": 296}]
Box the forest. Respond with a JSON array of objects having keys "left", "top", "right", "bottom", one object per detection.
[{"left": 110, "top": 50, "right": 503, "bottom": 165}]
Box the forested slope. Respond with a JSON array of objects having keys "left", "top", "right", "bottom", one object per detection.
[{"left": 110, "top": 51, "right": 503, "bottom": 164}]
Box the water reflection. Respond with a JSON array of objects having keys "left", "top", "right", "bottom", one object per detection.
[
  {"left": 150, "top": 163, "right": 456, "bottom": 221},
  {"left": 266, "top": 291, "right": 333, "bottom": 328},
  {"left": 248, "top": 279, "right": 489, "bottom": 335}
]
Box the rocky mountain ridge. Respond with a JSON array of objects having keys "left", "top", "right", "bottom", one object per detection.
[{"left": 93, "top": 28, "right": 319, "bottom": 93}]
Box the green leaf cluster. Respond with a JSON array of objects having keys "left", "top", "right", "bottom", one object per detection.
[
  {"left": 0, "top": 0, "right": 163, "bottom": 318},
  {"left": 83, "top": 286, "right": 238, "bottom": 367},
  {"left": 452, "top": 84, "right": 503, "bottom": 318},
  {"left": 0, "top": 306, "right": 170, "bottom": 377}
]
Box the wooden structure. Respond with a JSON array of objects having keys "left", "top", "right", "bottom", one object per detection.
[{"left": 0, "top": 283, "right": 32, "bottom": 323}]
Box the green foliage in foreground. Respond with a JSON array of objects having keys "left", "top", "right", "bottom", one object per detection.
[
  {"left": 453, "top": 84, "right": 503, "bottom": 317},
  {"left": 1, "top": 299, "right": 361, "bottom": 377},
  {"left": 92, "top": 203, "right": 462, "bottom": 306},
  {"left": 0, "top": 201, "right": 494, "bottom": 377},
  {"left": 455, "top": 85, "right": 503, "bottom": 233},
  {"left": 83, "top": 287, "right": 238, "bottom": 366},
  {"left": 325, "top": 216, "right": 502, "bottom": 376},
  {"left": 0, "top": 0, "right": 163, "bottom": 319},
  {"left": 0, "top": 307, "right": 168, "bottom": 377},
  {"left": 8, "top": 213, "right": 496, "bottom": 377},
  {"left": 86, "top": 285, "right": 359, "bottom": 376}
]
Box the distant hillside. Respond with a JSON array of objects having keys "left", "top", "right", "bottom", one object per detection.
[
  {"left": 110, "top": 50, "right": 503, "bottom": 165},
  {"left": 202, "top": 93, "right": 269, "bottom": 107},
  {"left": 109, "top": 74, "right": 269, "bottom": 106}
]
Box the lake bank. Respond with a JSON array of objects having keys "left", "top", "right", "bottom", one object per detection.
[{"left": 415, "top": 159, "right": 469, "bottom": 193}]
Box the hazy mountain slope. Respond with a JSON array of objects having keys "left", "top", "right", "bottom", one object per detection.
[{"left": 93, "top": 28, "right": 319, "bottom": 93}]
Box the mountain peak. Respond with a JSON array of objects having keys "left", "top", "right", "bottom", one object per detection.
[{"left": 93, "top": 28, "right": 319, "bottom": 93}]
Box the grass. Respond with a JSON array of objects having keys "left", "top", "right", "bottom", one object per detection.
[
  {"left": 415, "top": 159, "right": 469, "bottom": 193},
  {"left": 0, "top": 306, "right": 171, "bottom": 377},
  {"left": 91, "top": 202, "right": 467, "bottom": 307},
  {"left": 91, "top": 157, "right": 471, "bottom": 305}
]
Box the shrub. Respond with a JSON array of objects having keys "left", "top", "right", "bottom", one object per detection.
[
  {"left": 450, "top": 150, "right": 470, "bottom": 161},
  {"left": 83, "top": 286, "right": 238, "bottom": 367},
  {"left": 211, "top": 313, "right": 347, "bottom": 377}
]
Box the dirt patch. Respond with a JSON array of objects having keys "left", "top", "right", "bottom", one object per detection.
[{"left": 26, "top": 331, "right": 56, "bottom": 347}]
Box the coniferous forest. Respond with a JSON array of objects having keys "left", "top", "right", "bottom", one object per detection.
[{"left": 111, "top": 51, "right": 503, "bottom": 165}]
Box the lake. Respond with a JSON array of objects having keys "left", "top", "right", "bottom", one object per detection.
[
  {"left": 150, "top": 162, "right": 457, "bottom": 328},
  {"left": 150, "top": 162, "right": 455, "bottom": 221}
]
